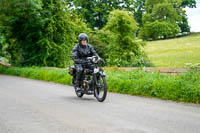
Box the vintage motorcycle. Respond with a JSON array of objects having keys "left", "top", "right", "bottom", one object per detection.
[{"left": 69, "top": 56, "right": 107, "bottom": 102}]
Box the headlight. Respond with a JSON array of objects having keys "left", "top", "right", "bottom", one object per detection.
[{"left": 92, "top": 58, "right": 96, "bottom": 63}]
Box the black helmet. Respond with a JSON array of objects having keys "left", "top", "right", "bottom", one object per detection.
[{"left": 78, "top": 33, "right": 88, "bottom": 44}]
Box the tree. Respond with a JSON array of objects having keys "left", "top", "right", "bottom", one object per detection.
[
  {"left": 0, "top": 0, "right": 45, "bottom": 65},
  {"left": 0, "top": 23, "right": 5, "bottom": 57},
  {"left": 179, "top": 0, "right": 196, "bottom": 33},
  {"left": 0, "top": 0, "right": 10, "bottom": 58},
  {"left": 100, "top": 10, "right": 151, "bottom": 67},
  {"left": 0, "top": 32, "right": 7, "bottom": 58},
  {"left": 181, "top": 0, "right": 196, "bottom": 8},
  {"left": 67, "top": 0, "right": 135, "bottom": 30},
  {"left": 140, "top": 0, "right": 182, "bottom": 40},
  {"left": 133, "top": 0, "right": 146, "bottom": 28},
  {"left": 178, "top": 13, "right": 191, "bottom": 33},
  {"left": 133, "top": 0, "right": 196, "bottom": 34},
  {"left": 0, "top": 0, "right": 89, "bottom": 67}
]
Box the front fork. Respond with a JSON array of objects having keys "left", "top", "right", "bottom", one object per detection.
[
  {"left": 93, "top": 73, "right": 99, "bottom": 87},
  {"left": 93, "top": 68, "right": 105, "bottom": 87}
]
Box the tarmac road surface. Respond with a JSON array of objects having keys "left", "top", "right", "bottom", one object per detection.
[{"left": 0, "top": 74, "right": 200, "bottom": 133}]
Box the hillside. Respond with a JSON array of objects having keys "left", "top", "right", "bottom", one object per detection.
[{"left": 145, "top": 34, "right": 200, "bottom": 67}]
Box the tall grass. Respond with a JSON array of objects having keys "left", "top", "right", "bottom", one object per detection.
[
  {"left": 0, "top": 65, "right": 200, "bottom": 104},
  {"left": 106, "top": 70, "right": 200, "bottom": 103},
  {"left": 0, "top": 65, "right": 72, "bottom": 85}
]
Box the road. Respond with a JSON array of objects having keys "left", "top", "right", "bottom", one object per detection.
[{"left": 0, "top": 74, "right": 200, "bottom": 133}]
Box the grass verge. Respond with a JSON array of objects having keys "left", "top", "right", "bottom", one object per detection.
[
  {"left": 0, "top": 65, "right": 200, "bottom": 104},
  {"left": 0, "top": 65, "right": 72, "bottom": 85}
]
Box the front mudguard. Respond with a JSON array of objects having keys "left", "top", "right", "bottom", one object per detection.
[
  {"left": 99, "top": 70, "right": 106, "bottom": 77},
  {"left": 93, "top": 69, "right": 106, "bottom": 86}
]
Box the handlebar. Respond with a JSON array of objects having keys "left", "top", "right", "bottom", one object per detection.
[{"left": 86, "top": 56, "right": 105, "bottom": 64}]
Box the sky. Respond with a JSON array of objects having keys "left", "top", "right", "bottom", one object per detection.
[{"left": 185, "top": 0, "right": 200, "bottom": 32}]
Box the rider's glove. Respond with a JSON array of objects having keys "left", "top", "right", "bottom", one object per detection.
[
  {"left": 98, "top": 58, "right": 105, "bottom": 64},
  {"left": 101, "top": 58, "right": 105, "bottom": 64}
]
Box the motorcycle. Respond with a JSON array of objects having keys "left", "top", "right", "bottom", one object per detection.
[{"left": 69, "top": 56, "right": 107, "bottom": 102}]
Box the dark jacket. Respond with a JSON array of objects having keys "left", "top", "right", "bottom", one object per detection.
[{"left": 72, "top": 43, "right": 99, "bottom": 64}]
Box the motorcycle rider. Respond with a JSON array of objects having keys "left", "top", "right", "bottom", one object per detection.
[{"left": 72, "top": 33, "right": 104, "bottom": 92}]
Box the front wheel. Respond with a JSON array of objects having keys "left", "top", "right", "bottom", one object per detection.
[{"left": 94, "top": 75, "right": 107, "bottom": 102}]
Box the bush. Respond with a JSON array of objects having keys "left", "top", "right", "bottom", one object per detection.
[
  {"left": 95, "top": 9, "right": 153, "bottom": 67},
  {"left": 88, "top": 32, "right": 110, "bottom": 60}
]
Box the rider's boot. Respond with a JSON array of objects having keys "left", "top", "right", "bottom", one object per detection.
[{"left": 75, "top": 80, "right": 81, "bottom": 92}]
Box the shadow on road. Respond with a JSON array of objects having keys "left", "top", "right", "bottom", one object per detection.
[{"left": 61, "top": 95, "right": 97, "bottom": 102}]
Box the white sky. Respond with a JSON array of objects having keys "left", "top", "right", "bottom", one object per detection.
[{"left": 185, "top": 0, "right": 200, "bottom": 32}]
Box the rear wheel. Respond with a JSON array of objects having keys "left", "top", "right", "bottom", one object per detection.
[{"left": 94, "top": 75, "right": 107, "bottom": 102}]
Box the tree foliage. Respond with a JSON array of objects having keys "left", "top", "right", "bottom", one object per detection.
[
  {"left": 0, "top": 24, "right": 7, "bottom": 57},
  {"left": 97, "top": 10, "right": 152, "bottom": 66},
  {"left": 179, "top": 0, "right": 196, "bottom": 32},
  {"left": 181, "top": 0, "right": 196, "bottom": 8},
  {"left": 133, "top": 0, "right": 146, "bottom": 28},
  {"left": 133, "top": 0, "right": 196, "bottom": 34},
  {"left": 140, "top": 0, "right": 182, "bottom": 40},
  {"left": 0, "top": 0, "right": 197, "bottom": 67},
  {"left": 0, "top": 0, "right": 89, "bottom": 67},
  {"left": 178, "top": 13, "right": 191, "bottom": 33},
  {"left": 67, "top": 0, "right": 135, "bottom": 30}
]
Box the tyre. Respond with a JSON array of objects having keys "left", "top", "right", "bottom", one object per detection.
[{"left": 94, "top": 75, "right": 107, "bottom": 102}]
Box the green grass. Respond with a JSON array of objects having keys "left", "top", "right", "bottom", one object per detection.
[
  {"left": 0, "top": 66, "right": 72, "bottom": 85},
  {"left": 144, "top": 34, "right": 200, "bottom": 67},
  {"left": 106, "top": 70, "right": 200, "bottom": 103},
  {"left": 1, "top": 65, "right": 200, "bottom": 104}
]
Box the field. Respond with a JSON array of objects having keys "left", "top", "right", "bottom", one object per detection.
[{"left": 144, "top": 34, "right": 200, "bottom": 67}]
